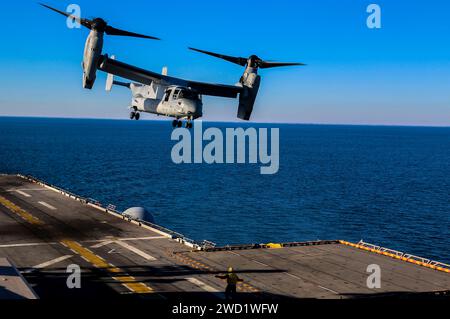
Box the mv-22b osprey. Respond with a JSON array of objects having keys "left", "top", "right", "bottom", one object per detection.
[{"left": 41, "top": 4, "right": 304, "bottom": 128}]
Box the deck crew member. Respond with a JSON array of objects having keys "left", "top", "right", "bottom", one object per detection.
[{"left": 215, "top": 267, "right": 244, "bottom": 300}]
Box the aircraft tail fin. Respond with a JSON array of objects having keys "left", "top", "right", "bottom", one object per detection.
[
  {"left": 106, "top": 73, "right": 115, "bottom": 92},
  {"left": 162, "top": 66, "right": 168, "bottom": 76}
]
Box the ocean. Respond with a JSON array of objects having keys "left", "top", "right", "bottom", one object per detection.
[{"left": 0, "top": 117, "right": 449, "bottom": 263}]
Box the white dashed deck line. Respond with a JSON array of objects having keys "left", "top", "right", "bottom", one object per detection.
[
  {"left": 118, "top": 236, "right": 167, "bottom": 241},
  {"left": 115, "top": 241, "right": 157, "bottom": 261},
  {"left": 90, "top": 236, "right": 167, "bottom": 248},
  {"left": 22, "top": 255, "right": 73, "bottom": 273},
  {"left": 186, "top": 277, "right": 222, "bottom": 293},
  {"left": 15, "top": 190, "right": 31, "bottom": 198},
  {"left": 8, "top": 188, "right": 50, "bottom": 192},
  {"left": 32, "top": 255, "right": 73, "bottom": 269},
  {"left": 91, "top": 241, "right": 114, "bottom": 248},
  {"left": 285, "top": 272, "right": 302, "bottom": 280},
  {"left": 318, "top": 285, "right": 339, "bottom": 295},
  {"left": 284, "top": 272, "right": 339, "bottom": 295},
  {"left": 38, "top": 201, "right": 56, "bottom": 210}
]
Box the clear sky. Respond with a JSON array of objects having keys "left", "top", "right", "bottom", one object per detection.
[{"left": 1, "top": 0, "right": 450, "bottom": 125}]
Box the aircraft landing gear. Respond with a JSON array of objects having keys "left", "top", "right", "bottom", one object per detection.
[
  {"left": 130, "top": 111, "right": 140, "bottom": 120},
  {"left": 185, "top": 121, "right": 193, "bottom": 129},
  {"left": 172, "top": 120, "right": 184, "bottom": 128}
]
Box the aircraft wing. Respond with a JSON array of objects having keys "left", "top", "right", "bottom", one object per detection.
[{"left": 98, "top": 55, "right": 242, "bottom": 98}]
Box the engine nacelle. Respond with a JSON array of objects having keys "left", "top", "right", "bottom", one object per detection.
[
  {"left": 237, "top": 73, "right": 260, "bottom": 121},
  {"left": 82, "top": 31, "right": 104, "bottom": 89}
]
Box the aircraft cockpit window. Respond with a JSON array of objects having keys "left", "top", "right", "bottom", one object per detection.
[
  {"left": 173, "top": 90, "right": 180, "bottom": 100},
  {"left": 179, "top": 90, "right": 199, "bottom": 100},
  {"left": 164, "top": 90, "right": 171, "bottom": 102}
]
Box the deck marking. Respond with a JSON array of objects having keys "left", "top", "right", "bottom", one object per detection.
[
  {"left": 86, "top": 236, "right": 167, "bottom": 246},
  {"left": 0, "top": 242, "right": 57, "bottom": 248},
  {"left": 15, "top": 190, "right": 31, "bottom": 198},
  {"left": 118, "top": 236, "right": 167, "bottom": 241},
  {"left": 38, "top": 201, "right": 56, "bottom": 210},
  {"left": 186, "top": 277, "right": 224, "bottom": 298},
  {"left": 252, "top": 260, "right": 270, "bottom": 267},
  {"left": 33, "top": 255, "right": 73, "bottom": 269},
  {"left": 285, "top": 272, "right": 303, "bottom": 280},
  {"left": 0, "top": 196, "right": 44, "bottom": 225},
  {"left": 61, "top": 240, "right": 155, "bottom": 295},
  {"left": 22, "top": 255, "right": 73, "bottom": 273},
  {"left": 318, "top": 285, "right": 339, "bottom": 295},
  {"left": 285, "top": 272, "right": 339, "bottom": 295},
  {"left": 229, "top": 251, "right": 270, "bottom": 267},
  {"left": 115, "top": 241, "right": 157, "bottom": 261},
  {"left": 8, "top": 188, "right": 49, "bottom": 192},
  {"left": 91, "top": 241, "right": 114, "bottom": 248}
]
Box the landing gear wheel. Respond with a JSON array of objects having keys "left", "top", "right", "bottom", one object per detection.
[
  {"left": 130, "top": 112, "right": 136, "bottom": 120},
  {"left": 186, "top": 122, "right": 193, "bottom": 129},
  {"left": 172, "top": 120, "right": 178, "bottom": 128},
  {"left": 135, "top": 113, "right": 140, "bottom": 121},
  {"left": 177, "top": 121, "right": 183, "bottom": 128}
]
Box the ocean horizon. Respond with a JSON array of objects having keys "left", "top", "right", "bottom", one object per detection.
[{"left": 2, "top": 116, "right": 449, "bottom": 128}]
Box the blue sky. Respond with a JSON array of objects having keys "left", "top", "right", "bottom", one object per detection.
[{"left": 1, "top": 0, "right": 450, "bottom": 125}]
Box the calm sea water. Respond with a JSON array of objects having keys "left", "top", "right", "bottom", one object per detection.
[{"left": 0, "top": 117, "right": 449, "bottom": 263}]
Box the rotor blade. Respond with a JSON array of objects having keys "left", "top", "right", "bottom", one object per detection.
[
  {"left": 105, "top": 26, "right": 160, "bottom": 40},
  {"left": 39, "top": 3, "right": 91, "bottom": 29},
  {"left": 259, "top": 61, "right": 306, "bottom": 69},
  {"left": 189, "top": 48, "right": 248, "bottom": 66}
]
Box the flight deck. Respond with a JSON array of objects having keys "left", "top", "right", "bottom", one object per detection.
[{"left": 0, "top": 174, "right": 449, "bottom": 300}]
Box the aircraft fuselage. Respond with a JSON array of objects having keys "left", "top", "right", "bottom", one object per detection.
[{"left": 128, "top": 83, "right": 203, "bottom": 123}]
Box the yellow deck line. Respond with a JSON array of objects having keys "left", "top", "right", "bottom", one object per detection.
[
  {"left": 339, "top": 240, "right": 450, "bottom": 274},
  {"left": 0, "top": 194, "right": 156, "bottom": 295},
  {"left": 0, "top": 196, "right": 43, "bottom": 225},
  {"left": 61, "top": 240, "right": 154, "bottom": 294}
]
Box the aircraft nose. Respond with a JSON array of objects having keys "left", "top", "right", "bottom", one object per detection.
[{"left": 183, "top": 101, "right": 197, "bottom": 114}]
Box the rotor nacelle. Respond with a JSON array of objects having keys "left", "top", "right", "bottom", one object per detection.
[
  {"left": 189, "top": 47, "right": 305, "bottom": 120},
  {"left": 238, "top": 74, "right": 261, "bottom": 121},
  {"left": 82, "top": 31, "right": 104, "bottom": 89},
  {"left": 40, "top": 3, "right": 160, "bottom": 90}
]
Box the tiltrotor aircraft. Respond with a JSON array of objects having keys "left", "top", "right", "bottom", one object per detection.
[{"left": 41, "top": 4, "right": 304, "bottom": 127}]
